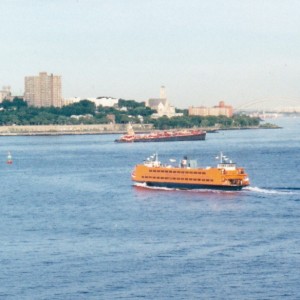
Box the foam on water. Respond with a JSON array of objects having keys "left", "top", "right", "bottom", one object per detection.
[
  {"left": 133, "top": 182, "right": 173, "bottom": 191},
  {"left": 245, "top": 186, "right": 297, "bottom": 195}
]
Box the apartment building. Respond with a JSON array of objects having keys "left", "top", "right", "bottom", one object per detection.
[
  {"left": 0, "top": 86, "right": 12, "bottom": 102},
  {"left": 189, "top": 101, "right": 233, "bottom": 117},
  {"left": 24, "top": 72, "right": 62, "bottom": 107}
]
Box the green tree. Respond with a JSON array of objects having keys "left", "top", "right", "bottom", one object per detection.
[
  {"left": 118, "top": 99, "right": 145, "bottom": 109},
  {"left": 60, "top": 100, "right": 96, "bottom": 117}
]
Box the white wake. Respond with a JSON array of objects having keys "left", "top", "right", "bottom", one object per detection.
[{"left": 245, "top": 186, "right": 296, "bottom": 195}]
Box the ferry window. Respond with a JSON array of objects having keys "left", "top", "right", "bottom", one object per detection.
[{"left": 149, "top": 170, "right": 152, "bottom": 172}]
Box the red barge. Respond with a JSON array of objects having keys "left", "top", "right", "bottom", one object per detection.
[{"left": 115, "top": 124, "right": 206, "bottom": 143}]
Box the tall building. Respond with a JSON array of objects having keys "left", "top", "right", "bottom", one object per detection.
[{"left": 24, "top": 72, "right": 62, "bottom": 107}]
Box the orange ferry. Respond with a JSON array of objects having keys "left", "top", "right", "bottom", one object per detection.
[{"left": 132, "top": 153, "right": 250, "bottom": 191}]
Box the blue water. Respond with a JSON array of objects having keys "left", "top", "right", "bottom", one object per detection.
[{"left": 1, "top": 118, "right": 299, "bottom": 299}]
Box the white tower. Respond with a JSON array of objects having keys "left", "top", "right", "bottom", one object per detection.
[{"left": 160, "top": 85, "right": 166, "bottom": 99}]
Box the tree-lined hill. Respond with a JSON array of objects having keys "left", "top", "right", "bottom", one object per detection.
[{"left": 0, "top": 98, "right": 261, "bottom": 128}]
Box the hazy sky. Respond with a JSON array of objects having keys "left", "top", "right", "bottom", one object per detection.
[{"left": 1, "top": 0, "right": 300, "bottom": 108}]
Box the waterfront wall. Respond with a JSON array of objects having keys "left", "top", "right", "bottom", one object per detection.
[{"left": 0, "top": 124, "right": 154, "bottom": 136}]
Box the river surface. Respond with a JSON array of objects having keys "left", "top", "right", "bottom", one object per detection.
[{"left": 0, "top": 117, "right": 299, "bottom": 299}]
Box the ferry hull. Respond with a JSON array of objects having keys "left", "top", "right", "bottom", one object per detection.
[{"left": 138, "top": 181, "right": 245, "bottom": 191}]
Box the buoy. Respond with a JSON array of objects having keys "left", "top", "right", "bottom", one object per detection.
[{"left": 6, "top": 151, "right": 13, "bottom": 164}]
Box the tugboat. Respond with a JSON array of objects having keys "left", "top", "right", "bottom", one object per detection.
[
  {"left": 115, "top": 124, "right": 206, "bottom": 143},
  {"left": 132, "top": 152, "right": 250, "bottom": 191}
]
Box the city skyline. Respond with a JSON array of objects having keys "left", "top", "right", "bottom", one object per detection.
[{"left": 1, "top": 0, "right": 300, "bottom": 109}]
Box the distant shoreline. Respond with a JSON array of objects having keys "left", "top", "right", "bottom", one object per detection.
[
  {"left": 0, "top": 124, "right": 280, "bottom": 136},
  {"left": 0, "top": 124, "right": 151, "bottom": 136}
]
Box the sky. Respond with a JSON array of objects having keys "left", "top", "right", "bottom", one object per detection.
[{"left": 0, "top": 0, "right": 300, "bottom": 108}]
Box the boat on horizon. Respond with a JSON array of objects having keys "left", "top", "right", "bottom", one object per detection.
[
  {"left": 131, "top": 152, "right": 250, "bottom": 191},
  {"left": 115, "top": 124, "right": 206, "bottom": 143}
]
